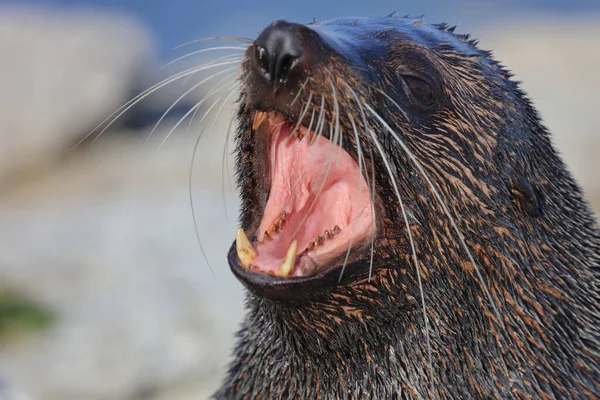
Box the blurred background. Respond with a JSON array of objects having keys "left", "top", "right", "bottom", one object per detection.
[{"left": 0, "top": 1, "right": 598, "bottom": 399}]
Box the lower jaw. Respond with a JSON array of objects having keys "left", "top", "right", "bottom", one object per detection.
[{"left": 228, "top": 239, "right": 375, "bottom": 302}]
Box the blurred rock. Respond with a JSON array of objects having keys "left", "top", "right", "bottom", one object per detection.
[
  {"left": 0, "top": 7, "right": 155, "bottom": 186},
  {"left": 0, "top": 114, "right": 244, "bottom": 400},
  {"left": 0, "top": 377, "right": 32, "bottom": 400},
  {"left": 480, "top": 16, "right": 600, "bottom": 210}
]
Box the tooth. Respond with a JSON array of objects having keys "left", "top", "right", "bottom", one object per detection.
[
  {"left": 333, "top": 225, "right": 341, "bottom": 234},
  {"left": 279, "top": 240, "right": 298, "bottom": 277},
  {"left": 323, "top": 230, "right": 331, "bottom": 240},
  {"left": 236, "top": 228, "right": 257, "bottom": 267},
  {"left": 268, "top": 210, "right": 287, "bottom": 234},
  {"left": 277, "top": 211, "right": 286, "bottom": 230},
  {"left": 315, "top": 236, "right": 324, "bottom": 246},
  {"left": 309, "top": 237, "right": 321, "bottom": 251},
  {"left": 275, "top": 219, "right": 284, "bottom": 232},
  {"left": 294, "top": 127, "right": 305, "bottom": 142},
  {"left": 252, "top": 111, "right": 268, "bottom": 131}
]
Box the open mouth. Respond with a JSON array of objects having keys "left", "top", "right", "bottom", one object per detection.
[{"left": 235, "top": 111, "right": 375, "bottom": 278}]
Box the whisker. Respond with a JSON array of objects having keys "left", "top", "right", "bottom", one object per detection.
[
  {"left": 163, "top": 46, "right": 248, "bottom": 69},
  {"left": 306, "top": 108, "right": 317, "bottom": 136},
  {"left": 367, "top": 146, "right": 376, "bottom": 281},
  {"left": 276, "top": 97, "right": 316, "bottom": 218},
  {"left": 183, "top": 59, "right": 240, "bottom": 134},
  {"left": 174, "top": 36, "right": 253, "bottom": 49},
  {"left": 146, "top": 65, "right": 240, "bottom": 143},
  {"left": 342, "top": 83, "right": 377, "bottom": 282},
  {"left": 363, "top": 102, "right": 504, "bottom": 326},
  {"left": 273, "top": 96, "right": 323, "bottom": 218},
  {"left": 275, "top": 102, "right": 321, "bottom": 218},
  {"left": 321, "top": 77, "right": 358, "bottom": 283},
  {"left": 289, "top": 92, "right": 313, "bottom": 139},
  {"left": 366, "top": 83, "right": 410, "bottom": 122},
  {"left": 74, "top": 59, "right": 242, "bottom": 148},
  {"left": 220, "top": 106, "right": 237, "bottom": 219},
  {"left": 188, "top": 82, "right": 241, "bottom": 278},
  {"left": 289, "top": 100, "right": 338, "bottom": 241},
  {"left": 338, "top": 115, "right": 363, "bottom": 282},
  {"left": 326, "top": 75, "right": 343, "bottom": 170},
  {"left": 155, "top": 79, "right": 238, "bottom": 153},
  {"left": 365, "top": 124, "right": 433, "bottom": 382},
  {"left": 207, "top": 85, "right": 240, "bottom": 220},
  {"left": 180, "top": 54, "right": 243, "bottom": 86},
  {"left": 291, "top": 77, "right": 310, "bottom": 106},
  {"left": 310, "top": 96, "right": 326, "bottom": 145}
]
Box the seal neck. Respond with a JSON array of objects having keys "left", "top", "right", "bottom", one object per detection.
[{"left": 216, "top": 282, "right": 505, "bottom": 398}]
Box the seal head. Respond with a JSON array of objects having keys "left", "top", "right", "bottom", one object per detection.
[{"left": 220, "top": 17, "right": 600, "bottom": 399}]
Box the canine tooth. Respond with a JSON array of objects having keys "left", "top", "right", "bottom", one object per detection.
[
  {"left": 279, "top": 240, "right": 298, "bottom": 277},
  {"left": 236, "top": 228, "right": 257, "bottom": 267},
  {"left": 252, "top": 111, "right": 268, "bottom": 131}
]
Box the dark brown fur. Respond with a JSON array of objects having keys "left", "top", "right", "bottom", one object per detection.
[{"left": 217, "top": 17, "right": 600, "bottom": 399}]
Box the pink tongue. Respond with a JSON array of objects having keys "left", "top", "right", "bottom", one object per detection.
[{"left": 252, "top": 122, "right": 364, "bottom": 275}]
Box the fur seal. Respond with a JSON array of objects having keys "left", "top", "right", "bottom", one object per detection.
[{"left": 216, "top": 17, "right": 600, "bottom": 399}]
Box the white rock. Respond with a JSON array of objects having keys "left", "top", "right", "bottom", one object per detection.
[
  {"left": 479, "top": 17, "right": 600, "bottom": 206},
  {"left": 0, "top": 118, "right": 244, "bottom": 400},
  {"left": 0, "top": 7, "right": 155, "bottom": 185}
]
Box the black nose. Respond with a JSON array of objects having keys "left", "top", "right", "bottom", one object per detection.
[{"left": 253, "top": 21, "right": 311, "bottom": 89}]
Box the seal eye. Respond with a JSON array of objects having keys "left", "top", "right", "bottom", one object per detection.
[{"left": 400, "top": 75, "right": 435, "bottom": 108}]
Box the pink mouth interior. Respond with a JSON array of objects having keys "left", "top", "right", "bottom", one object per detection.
[{"left": 251, "top": 114, "right": 374, "bottom": 277}]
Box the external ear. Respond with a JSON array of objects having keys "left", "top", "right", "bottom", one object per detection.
[{"left": 508, "top": 172, "right": 543, "bottom": 218}]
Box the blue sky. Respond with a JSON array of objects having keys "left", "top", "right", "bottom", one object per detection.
[{"left": 14, "top": 0, "right": 600, "bottom": 57}]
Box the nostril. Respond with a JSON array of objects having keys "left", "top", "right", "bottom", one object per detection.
[
  {"left": 255, "top": 44, "right": 300, "bottom": 87},
  {"left": 275, "top": 54, "right": 299, "bottom": 86},
  {"left": 254, "top": 21, "right": 309, "bottom": 89},
  {"left": 256, "top": 45, "right": 270, "bottom": 79}
]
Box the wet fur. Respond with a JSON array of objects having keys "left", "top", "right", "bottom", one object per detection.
[{"left": 216, "top": 17, "right": 600, "bottom": 399}]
